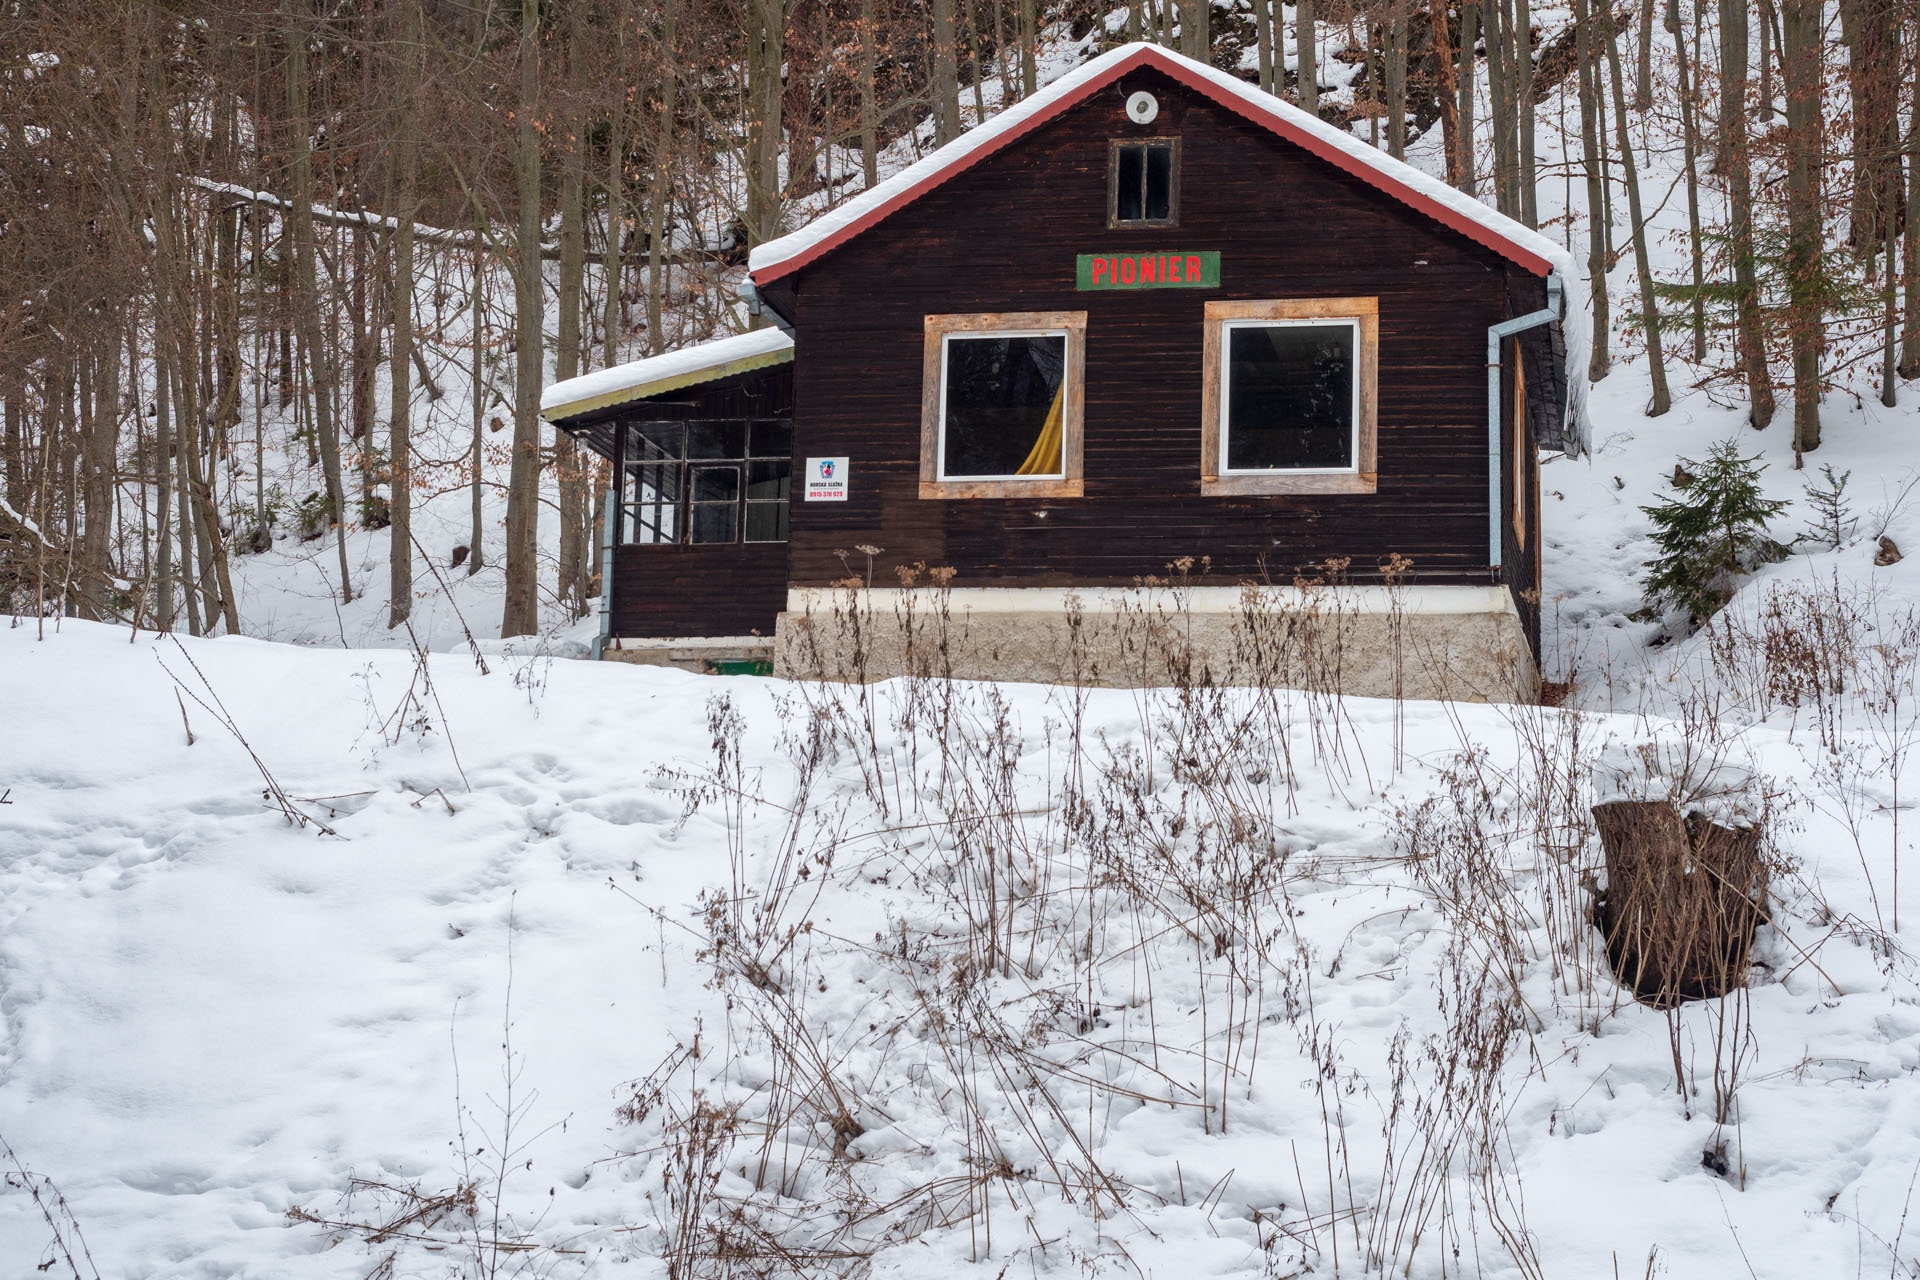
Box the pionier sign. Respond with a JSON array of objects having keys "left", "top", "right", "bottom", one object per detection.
[{"left": 1076, "top": 251, "right": 1220, "bottom": 290}]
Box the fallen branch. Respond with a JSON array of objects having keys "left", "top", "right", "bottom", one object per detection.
[{"left": 156, "top": 637, "right": 339, "bottom": 836}]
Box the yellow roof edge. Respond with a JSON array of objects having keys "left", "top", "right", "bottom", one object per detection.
[{"left": 541, "top": 346, "right": 794, "bottom": 423}]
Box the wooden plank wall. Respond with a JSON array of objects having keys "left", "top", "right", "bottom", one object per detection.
[
  {"left": 764, "top": 65, "right": 1550, "bottom": 657},
  {"left": 608, "top": 543, "right": 788, "bottom": 638}
]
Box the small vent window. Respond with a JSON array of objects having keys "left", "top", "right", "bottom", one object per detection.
[{"left": 1109, "top": 138, "right": 1178, "bottom": 228}]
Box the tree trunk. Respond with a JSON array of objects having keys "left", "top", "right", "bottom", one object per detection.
[
  {"left": 1604, "top": 5, "right": 1672, "bottom": 414},
  {"left": 1385, "top": 3, "right": 1407, "bottom": 159},
  {"left": 286, "top": 6, "right": 354, "bottom": 605},
  {"left": 387, "top": 0, "right": 420, "bottom": 630},
  {"left": 1456, "top": 0, "right": 1479, "bottom": 193},
  {"left": 1019, "top": 0, "right": 1038, "bottom": 95},
  {"left": 1670, "top": 0, "right": 1708, "bottom": 361},
  {"left": 1634, "top": 0, "right": 1656, "bottom": 109},
  {"left": 647, "top": 0, "right": 680, "bottom": 351},
  {"left": 502, "top": 0, "right": 545, "bottom": 637},
  {"left": 1781, "top": 0, "right": 1824, "bottom": 456},
  {"left": 1433, "top": 0, "right": 1461, "bottom": 189},
  {"left": 1573, "top": 0, "right": 1611, "bottom": 379},
  {"left": 1298, "top": 0, "right": 1320, "bottom": 114},
  {"left": 933, "top": 0, "right": 962, "bottom": 143},
  {"left": 1901, "top": 15, "right": 1920, "bottom": 377},
  {"left": 1517, "top": 0, "right": 1538, "bottom": 227},
  {"left": 1254, "top": 0, "right": 1276, "bottom": 96},
  {"left": 603, "top": 55, "right": 628, "bottom": 368},
  {"left": 555, "top": 27, "right": 590, "bottom": 620},
  {"left": 469, "top": 253, "right": 486, "bottom": 575},
  {"left": 1841, "top": 0, "right": 1901, "bottom": 251},
  {"left": 1720, "top": 0, "right": 1776, "bottom": 424},
  {"left": 861, "top": 0, "right": 881, "bottom": 182}
]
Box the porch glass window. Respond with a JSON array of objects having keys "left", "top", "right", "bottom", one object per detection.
[{"left": 624, "top": 419, "right": 791, "bottom": 545}]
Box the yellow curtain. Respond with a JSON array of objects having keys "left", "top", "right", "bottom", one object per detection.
[{"left": 1013, "top": 384, "right": 1065, "bottom": 476}]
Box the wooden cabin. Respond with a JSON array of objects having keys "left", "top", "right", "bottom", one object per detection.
[{"left": 543, "top": 42, "right": 1588, "bottom": 699}]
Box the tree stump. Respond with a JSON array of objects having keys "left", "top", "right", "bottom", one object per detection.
[{"left": 1592, "top": 801, "right": 1766, "bottom": 1005}]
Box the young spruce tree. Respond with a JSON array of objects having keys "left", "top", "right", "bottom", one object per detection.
[{"left": 1638, "top": 441, "right": 1788, "bottom": 623}]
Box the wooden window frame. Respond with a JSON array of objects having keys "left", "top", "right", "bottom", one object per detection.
[
  {"left": 1107, "top": 137, "right": 1181, "bottom": 229},
  {"left": 1200, "top": 297, "right": 1379, "bottom": 496},
  {"left": 920, "top": 312, "right": 1086, "bottom": 500}
]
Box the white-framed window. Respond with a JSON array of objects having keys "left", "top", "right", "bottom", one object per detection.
[
  {"left": 921, "top": 312, "right": 1086, "bottom": 499},
  {"left": 1201, "top": 298, "right": 1379, "bottom": 496}
]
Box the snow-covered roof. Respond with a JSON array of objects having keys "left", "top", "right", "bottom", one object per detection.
[
  {"left": 540, "top": 328, "right": 794, "bottom": 420},
  {"left": 748, "top": 40, "right": 1590, "bottom": 453}
]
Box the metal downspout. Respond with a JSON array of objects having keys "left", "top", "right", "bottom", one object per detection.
[
  {"left": 1487, "top": 273, "right": 1563, "bottom": 572},
  {"left": 592, "top": 478, "right": 616, "bottom": 660}
]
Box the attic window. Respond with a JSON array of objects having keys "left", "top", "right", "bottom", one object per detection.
[{"left": 1109, "top": 138, "right": 1178, "bottom": 228}]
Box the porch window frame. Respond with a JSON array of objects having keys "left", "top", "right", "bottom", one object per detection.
[
  {"left": 1199, "top": 297, "right": 1379, "bottom": 496},
  {"left": 620, "top": 417, "right": 792, "bottom": 546},
  {"left": 920, "top": 311, "right": 1087, "bottom": 500}
]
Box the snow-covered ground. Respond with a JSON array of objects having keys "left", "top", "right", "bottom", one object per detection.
[{"left": 3, "top": 614, "right": 1919, "bottom": 1278}]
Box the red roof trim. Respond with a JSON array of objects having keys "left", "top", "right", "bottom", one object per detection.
[{"left": 751, "top": 46, "right": 1552, "bottom": 287}]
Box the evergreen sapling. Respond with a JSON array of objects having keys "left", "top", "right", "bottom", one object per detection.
[
  {"left": 1798, "top": 464, "right": 1855, "bottom": 551},
  {"left": 1637, "top": 440, "right": 1789, "bottom": 623}
]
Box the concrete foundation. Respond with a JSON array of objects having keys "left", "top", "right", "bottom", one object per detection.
[
  {"left": 601, "top": 635, "right": 774, "bottom": 674},
  {"left": 772, "top": 585, "right": 1538, "bottom": 703}
]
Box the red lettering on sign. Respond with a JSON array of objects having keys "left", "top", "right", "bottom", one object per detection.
[
  {"left": 1119, "top": 258, "right": 1137, "bottom": 285},
  {"left": 1187, "top": 255, "right": 1203, "bottom": 281},
  {"left": 1091, "top": 259, "right": 1108, "bottom": 284},
  {"left": 1168, "top": 256, "right": 1184, "bottom": 282},
  {"left": 1140, "top": 256, "right": 1158, "bottom": 284}
]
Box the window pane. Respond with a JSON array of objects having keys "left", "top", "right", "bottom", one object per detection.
[
  {"left": 744, "top": 501, "right": 789, "bottom": 543},
  {"left": 1224, "top": 323, "right": 1355, "bottom": 471},
  {"left": 629, "top": 461, "right": 682, "bottom": 507},
  {"left": 691, "top": 465, "right": 740, "bottom": 503},
  {"left": 1115, "top": 144, "right": 1144, "bottom": 222},
  {"left": 747, "top": 458, "right": 791, "bottom": 500},
  {"left": 630, "top": 422, "right": 685, "bottom": 462},
  {"left": 749, "top": 420, "right": 792, "bottom": 457},
  {"left": 1144, "top": 144, "right": 1173, "bottom": 220},
  {"left": 626, "top": 503, "right": 678, "bottom": 545},
  {"left": 689, "top": 503, "right": 737, "bottom": 544},
  {"left": 941, "top": 334, "right": 1067, "bottom": 479},
  {"left": 689, "top": 421, "right": 747, "bottom": 459}
]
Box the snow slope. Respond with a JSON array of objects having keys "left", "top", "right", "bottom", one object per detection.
[{"left": 3, "top": 619, "right": 1920, "bottom": 1278}]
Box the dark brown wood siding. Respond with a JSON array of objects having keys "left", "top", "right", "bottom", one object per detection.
[
  {"left": 607, "top": 543, "right": 787, "bottom": 638},
  {"left": 766, "top": 66, "right": 1543, "bottom": 625}
]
